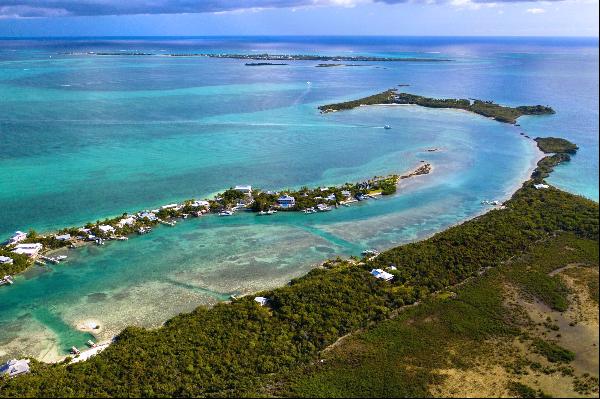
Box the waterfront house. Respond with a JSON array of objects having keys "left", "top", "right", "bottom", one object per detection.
[
  {"left": 341, "top": 190, "right": 352, "bottom": 199},
  {"left": 277, "top": 195, "right": 296, "bottom": 209},
  {"left": 5, "top": 231, "right": 27, "bottom": 246},
  {"left": 191, "top": 200, "right": 210, "bottom": 208},
  {"left": 55, "top": 233, "right": 71, "bottom": 241},
  {"left": 98, "top": 225, "right": 115, "bottom": 234},
  {"left": 326, "top": 193, "right": 337, "bottom": 202},
  {"left": 0, "top": 256, "right": 13, "bottom": 265},
  {"left": 234, "top": 185, "right": 252, "bottom": 195},
  {"left": 254, "top": 296, "right": 268, "bottom": 306},
  {"left": 0, "top": 359, "right": 30, "bottom": 378},
  {"left": 12, "top": 243, "right": 42, "bottom": 257},
  {"left": 139, "top": 212, "right": 158, "bottom": 221},
  {"left": 117, "top": 216, "right": 136, "bottom": 228},
  {"left": 370, "top": 268, "right": 394, "bottom": 281},
  {"left": 356, "top": 193, "right": 368, "bottom": 201}
]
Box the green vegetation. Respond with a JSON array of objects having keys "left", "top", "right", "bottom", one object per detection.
[
  {"left": 318, "top": 90, "right": 555, "bottom": 124},
  {"left": 531, "top": 137, "right": 579, "bottom": 183},
  {"left": 280, "top": 233, "right": 596, "bottom": 397},
  {"left": 0, "top": 134, "right": 597, "bottom": 397},
  {"left": 535, "top": 137, "right": 579, "bottom": 154},
  {"left": 531, "top": 338, "right": 576, "bottom": 363},
  {"left": 508, "top": 381, "right": 551, "bottom": 398},
  {"left": 318, "top": 89, "right": 398, "bottom": 112},
  {"left": 0, "top": 249, "right": 31, "bottom": 276},
  {"left": 532, "top": 153, "right": 572, "bottom": 182}
]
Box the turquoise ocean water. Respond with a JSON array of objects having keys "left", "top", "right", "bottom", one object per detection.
[{"left": 0, "top": 37, "right": 597, "bottom": 361}]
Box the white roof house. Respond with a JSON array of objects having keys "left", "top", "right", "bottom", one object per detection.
[
  {"left": 139, "top": 212, "right": 158, "bottom": 221},
  {"left": 0, "top": 256, "right": 14, "bottom": 265},
  {"left": 161, "top": 203, "right": 180, "bottom": 210},
  {"left": 191, "top": 200, "right": 210, "bottom": 208},
  {"left": 341, "top": 190, "right": 352, "bottom": 198},
  {"left": 8, "top": 231, "right": 27, "bottom": 245},
  {"left": 277, "top": 195, "right": 296, "bottom": 208},
  {"left": 534, "top": 183, "right": 550, "bottom": 190},
  {"left": 234, "top": 185, "right": 252, "bottom": 194},
  {"left": 326, "top": 193, "right": 337, "bottom": 202},
  {"left": 0, "top": 359, "right": 30, "bottom": 378},
  {"left": 12, "top": 243, "right": 42, "bottom": 257},
  {"left": 55, "top": 233, "right": 71, "bottom": 241},
  {"left": 117, "top": 216, "right": 136, "bottom": 228},
  {"left": 97, "top": 225, "right": 115, "bottom": 234},
  {"left": 254, "top": 296, "right": 269, "bottom": 306},
  {"left": 371, "top": 268, "right": 394, "bottom": 281}
]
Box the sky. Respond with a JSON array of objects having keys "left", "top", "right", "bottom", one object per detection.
[{"left": 0, "top": 0, "right": 597, "bottom": 37}]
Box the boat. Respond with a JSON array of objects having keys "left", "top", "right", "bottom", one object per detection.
[
  {"left": 257, "top": 211, "right": 268, "bottom": 216},
  {"left": 317, "top": 204, "right": 332, "bottom": 212},
  {"left": 0, "top": 275, "right": 14, "bottom": 286},
  {"left": 303, "top": 207, "right": 316, "bottom": 214},
  {"left": 219, "top": 210, "right": 234, "bottom": 216},
  {"left": 267, "top": 209, "right": 277, "bottom": 215},
  {"left": 95, "top": 238, "right": 104, "bottom": 246},
  {"left": 137, "top": 227, "right": 151, "bottom": 235},
  {"left": 384, "top": 125, "right": 392, "bottom": 130},
  {"left": 56, "top": 255, "right": 67, "bottom": 260},
  {"left": 116, "top": 236, "right": 128, "bottom": 241},
  {"left": 70, "top": 346, "right": 80, "bottom": 355},
  {"left": 86, "top": 340, "right": 97, "bottom": 348}
]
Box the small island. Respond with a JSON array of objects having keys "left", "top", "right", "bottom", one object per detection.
[
  {"left": 315, "top": 63, "right": 365, "bottom": 68},
  {"left": 244, "top": 62, "right": 288, "bottom": 66},
  {"left": 532, "top": 137, "right": 579, "bottom": 182},
  {"left": 318, "top": 89, "right": 555, "bottom": 124},
  {"left": 0, "top": 163, "right": 432, "bottom": 280},
  {"left": 79, "top": 52, "right": 452, "bottom": 62}
]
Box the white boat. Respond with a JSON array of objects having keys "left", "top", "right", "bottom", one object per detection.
[
  {"left": 56, "top": 255, "right": 68, "bottom": 260},
  {"left": 384, "top": 125, "right": 392, "bottom": 130},
  {"left": 0, "top": 275, "right": 14, "bottom": 285},
  {"left": 86, "top": 340, "right": 97, "bottom": 348},
  {"left": 70, "top": 346, "right": 80, "bottom": 355},
  {"left": 257, "top": 211, "right": 268, "bottom": 216},
  {"left": 317, "top": 204, "right": 332, "bottom": 212},
  {"left": 116, "top": 236, "right": 128, "bottom": 241},
  {"left": 219, "top": 210, "right": 234, "bottom": 216},
  {"left": 267, "top": 210, "right": 277, "bottom": 215}
]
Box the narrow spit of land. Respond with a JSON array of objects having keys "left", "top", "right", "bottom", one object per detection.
[
  {"left": 318, "top": 89, "right": 555, "bottom": 124},
  {"left": 69, "top": 52, "right": 452, "bottom": 62},
  {"left": 0, "top": 163, "right": 432, "bottom": 279},
  {"left": 1, "top": 134, "right": 595, "bottom": 398}
]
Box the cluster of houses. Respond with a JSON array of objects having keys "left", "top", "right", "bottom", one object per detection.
[{"left": 0, "top": 231, "right": 44, "bottom": 268}]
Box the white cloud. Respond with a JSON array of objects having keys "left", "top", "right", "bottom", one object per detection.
[{"left": 526, "top": 7, "right": 546, "bottom": 13}]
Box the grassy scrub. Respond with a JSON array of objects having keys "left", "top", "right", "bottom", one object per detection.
[
  {"left": 0, "top": 137, "right": 596, "bottom": 397},
  {"left": 279, "top": 233, "right": 597, "bottom": 398}
]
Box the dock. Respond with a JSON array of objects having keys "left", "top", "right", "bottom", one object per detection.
[
  {"left": 40, "top": 255, "right": 60, "bottom": 264},
  {"left": 158, "top": 219, "right": 176, "bottom": 227}
]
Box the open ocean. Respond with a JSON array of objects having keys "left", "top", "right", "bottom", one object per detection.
[{"left": 0, "top": 36, "right": 597, "bottom": 361}]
